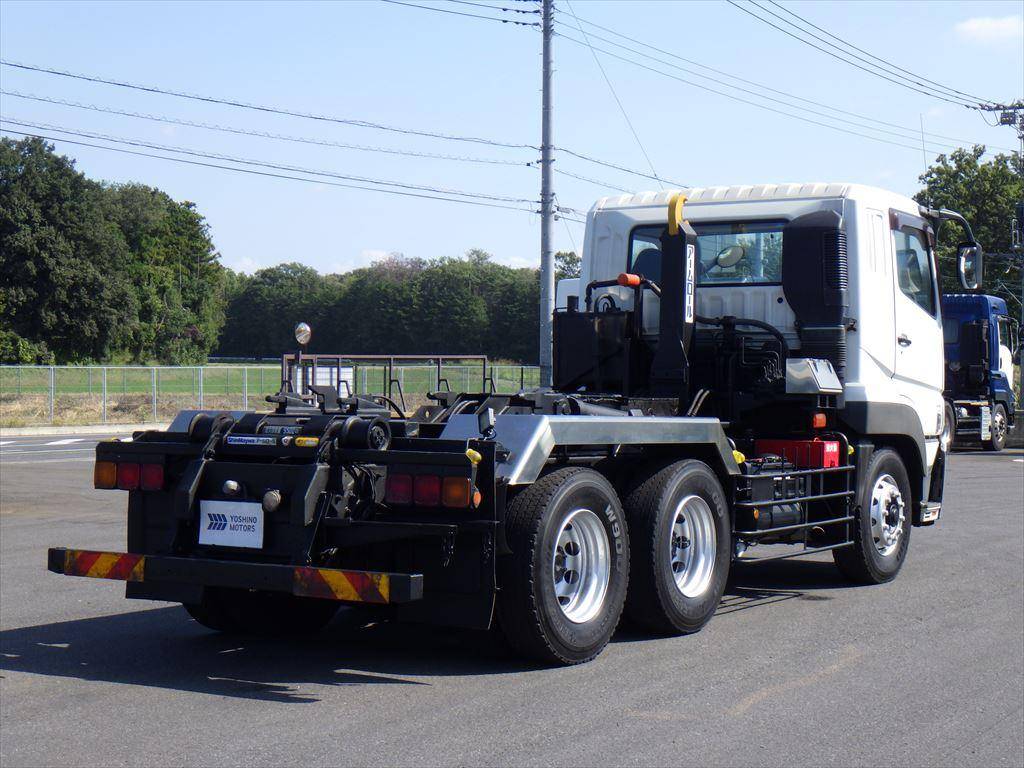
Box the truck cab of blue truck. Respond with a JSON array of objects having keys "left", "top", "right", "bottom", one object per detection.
[{"left": 941, "top": 293, "right": 1019, "bottom": 451}]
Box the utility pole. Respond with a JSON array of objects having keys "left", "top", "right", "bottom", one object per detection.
[
  {"left": 977, "top": 102, "right": 1024, "bottom": 339},
  {"left": 538, "top": 0, "right": 554, "bottom": 387}
]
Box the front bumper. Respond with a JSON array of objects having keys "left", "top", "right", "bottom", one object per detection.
[{"left": 47, "top": 548, "right": 423, "bottom": 604}]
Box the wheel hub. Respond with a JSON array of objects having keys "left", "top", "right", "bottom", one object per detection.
[
  {"left": 870, "top": 474, "right": 905, "bottom": 556},
  {"left": 551, "top": 508, "right": 610, "bottom": 624},
  {"left": 668, "top": 495, "right": 716, "bottom": 598}
]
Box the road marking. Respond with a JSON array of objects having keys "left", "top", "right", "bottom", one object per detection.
[
  {"left": 0, "top": 448, "right": 94, "bottom": 456},
  {"left": 42, "top": 438, "right": 88, "bottom": 446},
  {"left": 0, "top": 441, "right": 15, "bottom": 446},
  {"left": 1013, "top": 459, "right": 1023, "bottom": 463}
]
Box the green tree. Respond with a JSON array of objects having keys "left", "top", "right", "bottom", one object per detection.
[
  {"left": 915, "top": 146, "right": 1022, "bottom": 306},
  {"left": 0, "top": 137, "right": 139, "bottom": 362},
  {"left": 555, "top": 250, "right": 580, "bottom": 280}
]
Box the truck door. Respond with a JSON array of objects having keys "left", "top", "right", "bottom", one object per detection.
[{"left": 891, "top": 218, "right": 944, "bottom": 437}]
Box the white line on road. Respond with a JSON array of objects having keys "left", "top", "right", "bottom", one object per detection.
[
  {"left": 0, "top": 441, "right": 15, "bottom": 446},
  {"left": 42, "top": 438, "right": 88, "bottom": 446},
  {"left": 0, "top": 448, "right": 95, "bottom": 456}
]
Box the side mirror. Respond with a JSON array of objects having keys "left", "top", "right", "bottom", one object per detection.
[
  {"left": 957, "top": 242, "right": 984, "bottom": 290},
  {"left": 716, "top": 244, "right": 745, "bottom": 268}
]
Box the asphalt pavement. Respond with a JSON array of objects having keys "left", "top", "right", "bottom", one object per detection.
[{"left": 1, "top": 440, "right": 1022, "bottom": 767}]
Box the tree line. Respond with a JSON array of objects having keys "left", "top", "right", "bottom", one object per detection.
[{"left": 2, "top": 136, "right": 1019, "bottom": 366}]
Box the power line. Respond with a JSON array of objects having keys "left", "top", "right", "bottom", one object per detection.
[
  {"left": 0, "top": 118, "right": 537, "bottom": 204},
  {"left": 764, "top": 0, "right": 996, "bottom": 106},
  {"left": 555, "top": 30, "right": 957, "bottom": 153},
  {"left": 1, "top": 90, "right": 534, "bottom": 166},
  {"left": 554, "top": 167, "right": 633, "bottom": 194},
  {"left": 437, "top": 0, "right": 539, "bottom": 15},
  {"left": 726, "top": 1, "right": 976, "bottom": 108},
  {"left": 556, "top": 146, "right": 686, "bottom": 186},
  {"left": 553, "top": 15, "right": 1013, "bottom": 152},
  {"left": 563, "top": 0, "right": 662, "bottom": 188},
  {"left": 0, "top": 128, "right": 539, "bottom": 213},
  {"left": 0, "top": 59, "right": 539, "bottom": 149},
  {"left": 379, "top": 0, "right": 539, "bottom": 27}
]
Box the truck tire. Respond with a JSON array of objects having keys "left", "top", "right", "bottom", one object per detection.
[
  {"left": 496, "top": 467, "right": 629, "bottom": 665},
  {"left": 184, "top": 587, "right": 339, "bottom": 635},
  {"left": 833, "top": 448, "right": 912, "bottom": 584},
  {"left": 984, "top": 404, "right": 1007, "bottom": 452},
  {"left": 623, "top": 460, "right": 730, "bottom": 634}
]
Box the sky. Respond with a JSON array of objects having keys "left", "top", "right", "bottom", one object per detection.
[{"left": 1, "top": 0, "right": 1021, "bottom": 276}]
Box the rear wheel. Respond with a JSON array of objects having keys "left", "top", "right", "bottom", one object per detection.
[
  {"left": 184, "top": 587, "right": 339, "bottom": 635},
  {"left": 624, "top": 460, "right": 731, "bottom": 634},
  {"left": 984, "top": 404, "right": 1007, "bottom": 452},
  {"left": 833, "top": 448, "right": 912, "bottom": 584},
  {"left": 497, "top": 467, "right": 629, "bottom": 665}
]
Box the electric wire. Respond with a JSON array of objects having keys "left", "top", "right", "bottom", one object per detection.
[
  {"left": 0, "top": 118, "right": 537, "bottom": 204},
  {"left": 378, "top": 0, "right": 539, "bottom": 27},
  {"left": 0, "top": 59, "right": 539, "bottom": 149},
  {"left": 552, "top": 16, "right": 1012, "bottom": 152},
  {"left": 563, "top": 0, "right": 663, "bottom": 188},
  {"left": 1, "top": 90, "right": 533, "bottom": 166},
  {"left": 770, "top": 0, "right": 991, "bottom": 105},
  {"left": 555, "top": 30, "right": 950, "bottom": 153},
  {"left": 554, "top": 167, "right": 634, "bottom": 194},
  {"left": 437, "top": 0, "right": 539, "bottom": 15},
  {"left": 726, "top": 1, "right": 976, "bottom": 108},
  {"left": 556, "top": 146, "right": 686, "bottom": 186},
  {"left": 0, "top": 128, "right": 538, "bottom": 213}
]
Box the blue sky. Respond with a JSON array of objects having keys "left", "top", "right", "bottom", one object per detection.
[{"left": 1, "top": 0, "right": 1021, "bottom": 275}]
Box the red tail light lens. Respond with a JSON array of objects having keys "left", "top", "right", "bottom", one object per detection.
[
  {"left": 385, "top": 473, "right": 413, "bottom": 505},
  {"left": 413, "top": 475, "right": 442, "bottom": 506},
  {"left": 116, "top": 462, "right": 141, "bottom": 490},
  {"left": 140, "top": 463, "right": 164, "bottom": 491}
]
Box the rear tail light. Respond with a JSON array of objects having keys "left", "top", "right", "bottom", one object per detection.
[
  {"left": 442, "top": 477, "right": 473, "bottom": 508},
  {"left": 94, "top": 461, "right": 117, "bottom": 489},
  {"left": 385, "top": 473, "right": 413, "bottom": 505},
  {"left": 413, "top": 475, "right": 442, "bottom": 506},
  {"left": 116, "top": 462, "right": 141, "bottom": 490},
  {"left": 140, "top": 463, "right": 164, "bottom": 491}
]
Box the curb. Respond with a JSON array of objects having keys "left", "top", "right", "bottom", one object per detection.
[{"left": 0, "top": 422, "right": 167, "bottom": 437}]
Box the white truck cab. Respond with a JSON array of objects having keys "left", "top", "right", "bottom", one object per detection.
[{"left": 558, "top": 183, "right": 960, "bottom": 479}]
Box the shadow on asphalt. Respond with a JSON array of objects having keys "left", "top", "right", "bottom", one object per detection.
[{"left": 0, "top": 560, "right": 851, "bottom": 701}]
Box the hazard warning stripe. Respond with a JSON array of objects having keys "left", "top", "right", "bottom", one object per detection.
[
  {"left": 292, "top": 566, "right": 390, "bottom": 604},
  {"left": 63, "top": 549, "right": 145, "bottom": 582}
]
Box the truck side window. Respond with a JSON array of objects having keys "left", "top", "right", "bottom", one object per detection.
[{"left": 893, "top": 227, "right": 935, "bottom": 315}]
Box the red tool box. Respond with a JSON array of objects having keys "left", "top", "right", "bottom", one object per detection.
[{"left": 754, "top": 438, "right": 840, "bottom": 469}]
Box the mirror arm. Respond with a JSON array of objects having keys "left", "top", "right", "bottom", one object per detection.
[{"left": 925, "top": 207, "right": 978, "bottom": 245}]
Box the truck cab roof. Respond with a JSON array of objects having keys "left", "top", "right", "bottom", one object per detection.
[{"left": 941, "top": 293, "right": 1009, "bottom": 319}]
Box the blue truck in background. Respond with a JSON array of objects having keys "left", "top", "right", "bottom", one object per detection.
[{"left": 942, "top": 293, "right": 1020, "bottom": 451}]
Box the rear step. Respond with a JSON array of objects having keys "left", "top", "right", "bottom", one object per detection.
[{"left": 47, "top": 548, "right": 423, "bottom": 604}]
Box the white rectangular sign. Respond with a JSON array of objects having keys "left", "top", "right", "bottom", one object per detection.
[{"left": 198, "top": 500, "right": 264, "bottom": 549}]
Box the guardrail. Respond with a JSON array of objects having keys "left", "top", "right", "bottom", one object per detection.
[{"left": 0, "top": 363, "right": 540, "bottom": 427}]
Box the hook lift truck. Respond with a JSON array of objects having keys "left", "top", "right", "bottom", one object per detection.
[{"left": 49, "top": 184, "right": 984, "bottom": 665}]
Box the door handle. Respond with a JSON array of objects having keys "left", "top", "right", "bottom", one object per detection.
[{"left": 898, "top": 334, "right": 912, "bottom": 347}]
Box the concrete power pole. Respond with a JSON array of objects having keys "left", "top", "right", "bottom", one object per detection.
[{"left": 538, "top": 0, "right": 554, "bottom": 387}]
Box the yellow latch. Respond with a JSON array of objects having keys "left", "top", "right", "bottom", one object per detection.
[
  {"left": 466, "top": 448, "right": 483, "bottom": 465},
  {"left": 667, "top": 192, "right": 688, "bottom": 236},
  {"left": 732, "top": 449, "right": 746, "bottom": 464},
  {"left": 294, "top": 436, "right": 320, "bottom": 448}
]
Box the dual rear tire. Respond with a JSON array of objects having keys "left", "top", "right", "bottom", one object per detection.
[{"left": 497, "top": 461, "right": 730, "bottom": 665}]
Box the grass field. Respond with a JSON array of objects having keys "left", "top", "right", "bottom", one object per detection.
[{"left": 0, "top": 364, "right": 539, "bottom": 427}]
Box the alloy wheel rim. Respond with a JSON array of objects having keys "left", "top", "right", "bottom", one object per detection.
[
  {"left": 551, "top": 508, "right": 611, "bottom": 624},
  {"left": 869, "top": 473, "right": 905, "bottom": 557},
  {"left": 668, "top": 495, "right": 717, "bottom": 598}
]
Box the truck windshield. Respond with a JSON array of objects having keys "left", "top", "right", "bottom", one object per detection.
[{"left": 630, "top": 221, "right": 784, "bottom": 286}]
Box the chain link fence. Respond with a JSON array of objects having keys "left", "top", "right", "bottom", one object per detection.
[{"left": 0, "top": 363, "right": 540, "bottom": 427}]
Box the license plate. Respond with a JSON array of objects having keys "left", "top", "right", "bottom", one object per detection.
[{"left": 198, "top": 500, "right": 264, "bottom": 549}]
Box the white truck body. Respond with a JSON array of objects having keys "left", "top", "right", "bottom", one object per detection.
[{"left": 558, "top": 183, "right": 945, "bottom": 470}]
